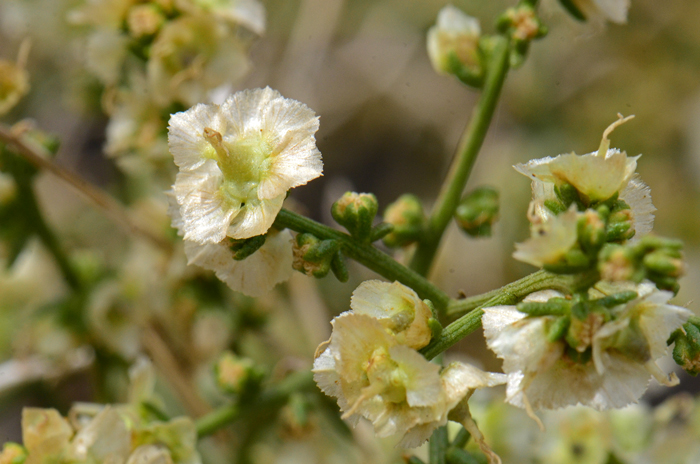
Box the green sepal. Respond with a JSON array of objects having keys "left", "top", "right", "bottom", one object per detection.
[
  {"left": 303, "top": 238, "right": 340, "bottom": 262},
  {"left": 555, "top": 182, "right": 581, "bottom": 209},
  {"left": 547, "top": 315, "right": 571, "bottom": 342},
  {"left": 596, "top": 291, "right": 638, "bottom": 308},
  {"left": 428, "top": 318, "right": 443, "bottom": 341},
  {"left": 229, "top": 234, "right": 266, "bottom": 260},
  {"left": 369, "top": 222, "right": 394, "bottom": 242},
  {"left": 517, "top": 297, "right": 570, "bottom": 317},
  {"left": 330, "top": 251, "right": 349, "bottom": 283}
]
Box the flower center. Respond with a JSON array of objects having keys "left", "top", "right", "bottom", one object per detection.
[{"left": 204, "top": 128, "right": 274, "bottom": 206}]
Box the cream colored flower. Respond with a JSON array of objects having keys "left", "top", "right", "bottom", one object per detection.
[
  {"left": 513, "top": 206, "right": 579, "bottom": 267},
  {"left": 482, "top": 287, "right": 690, "bottom": 412},
  {"left": 427, "top": 5, "right": 481, "bottom": 78},
  {"left": 313, "top": 311, "right": 505, "bottom": 450},
  {"left": 515, "top": 115, "right": 655, "bottom": 237},
  {"left": 168, "top": 87, "right": 322, "bottom": 243},
  {"left": 168, "top": 192, "right": 294, "bottom": 296},
  {"left": 350, "top": 280, "right": 434, "bottom": 350}
]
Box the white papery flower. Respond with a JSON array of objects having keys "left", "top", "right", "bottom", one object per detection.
[
  {"left": 168, "top": 87, "right": 322, "bottom": 243},
  {"left": 168, "top": 192, "right": 293, "bottom": 296},
  {"left": 482, "top": 287, "right": 690, "bottom": 412},
  {"left": 515, "top": 115, "right": 655, "bottom": 237}
]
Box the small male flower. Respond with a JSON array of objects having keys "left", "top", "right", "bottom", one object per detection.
[
  {"left": 168, "top": 87, "right": 323, "bottom": 243},
  {"left": 483, "top": 285, "right": 690, "bottom": 412},
  {"left": 515, "top": 115, "right": 655, "bottom": 238},
  {"left": 427, "top": 5, "right": 483, "bottom": 86}
]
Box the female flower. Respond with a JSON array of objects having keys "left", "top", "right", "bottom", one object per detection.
[
  {"left": 168, "top": 87, "right": 323, "bottom": 243},
  {"left": 313, "top": 281, "right": 505, "bottom": 454},
  {"left": 482, "top": 286, "right": 690, "bottom": 412},
  {"left": 515, "top": 115, "right": 655, "bottom": 238}
]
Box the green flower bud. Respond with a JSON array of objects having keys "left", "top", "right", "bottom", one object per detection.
[
  {"left": 454, "top": 186, "right": 499, "bottom": 238},
  {"left": 382, "top": 194, "right": 425, "bottom": 248},
  {"left": 578, "top": 209, "right": 606, "bottom": 252},
  {"left": 292, "top": 233, "right": 341, "bottom": 279},
  {"left": 331, "top": 192, "right": 378, "bottom": 243},
  {"left": 497, "top": 4, "right": 547, "bottom": 68},
  {"left": 606, "top": 208, "right": 635, "bottom": 242},
  {"left": 669, "top": 320, "right": 700, "bottom": 376}
]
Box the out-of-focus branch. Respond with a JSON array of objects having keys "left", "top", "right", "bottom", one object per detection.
[{"left": 0, "top": 123, "right": 171, "bottom": 251}]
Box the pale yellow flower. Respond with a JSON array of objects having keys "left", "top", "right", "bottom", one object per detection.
[
  {"left": 168, "top": 87, "right": 322, "bottom": 243},
  {"left": 513, "top": 206, "right": 579, "bottom": 267},
  {"left": 482, "top": 287, "right": 690, "bottom": 412},
  {"left": 427, "top": 5, "right": 481, "bottom": 78}
]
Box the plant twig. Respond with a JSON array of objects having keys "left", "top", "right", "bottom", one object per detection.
[{"left": 0, "top": 123, "right": 171, "bottom": 251}]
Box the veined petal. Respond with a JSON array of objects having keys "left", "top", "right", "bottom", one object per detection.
[
  {"left": 225, "top": 194, "right": 284, "bottom": 239},
  {"left": 173, "top": 161, "right": 239, "bottom": 243},
  {"left": 350, "top": 280, "right": 433, "bottom": 349},
  {"left": 168, "top": 103, "right": 228, "bottom": 171},
  {"left": 619, "top": 175, "right": 655, "bottom": 238},
  {"left": 331, "top": 313, "right": 395, "bottom": 383},
  {"left": 388, "top": 345, "right": 442, "bottom": 408},
  {"left": 183, "top": 229, "right": 293, "bottom": 297},
  {"left": 513, "top": 207, "right": 579, "bottom": 267}
]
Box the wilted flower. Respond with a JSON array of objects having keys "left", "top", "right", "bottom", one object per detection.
[
  {"left": 482, "top": 285, "right": 690, "bottom": 412},
  {"left": 168, "top": 87, "right": 323, "bottom": 243},
  {"left": 515, "top": 115, "right": 654, "bottom": 237}
]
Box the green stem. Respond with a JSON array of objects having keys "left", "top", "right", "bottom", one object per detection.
[
  {"left": 19, "top": 181, "right": 81, "bottom": 291},
  {"left": 445, "top": 270, "right": 597, "bottom": 320},
  {"left": 274, "top": 209, "right": 451, "bottom": 311},
  {"left": 423, "top": 270, "right": 599, "bottom": 359},
  {"left": 195, "top": 370, "right": 314, "bottom": 438},
  {"left": 429, "top": 426, "right": 448, "bottom": 464},
  {"left": 410, "top": 37, "right": 511, "bottom": 276}
]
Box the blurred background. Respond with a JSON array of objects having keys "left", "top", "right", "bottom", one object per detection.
[{"left": 0, "top": 0, "right": 699, "bottom": 460}]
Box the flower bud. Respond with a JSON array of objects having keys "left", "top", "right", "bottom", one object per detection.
[
  {"left": 382, "top": 194, "right": 425, "bottom": 248},
  {"left": 606, "top": 208, "right": 635, "bottom": 242},
  {"left": 455, "top": 186, "right": 499, "bottom": 238},
  {"left": 427, "top": 5, "right": 484, "bottom": 87},
  {"left": 669, "top": 320, "right": 700, "bottom": 376},
  {"left": 292, "top": 233, "right": 341, "bottom": 278},
  {"left": 331, "top": 192, "right": 378, "bottom": 243},
  {"left": 578, "top": 209, "right": 606, "bottom": 252},
  {"left": 598, "top": 244, "right": 637, "bottom": 282},
  {"left": 215, "top": 351, "right": 261, "bottom": 395},
  {"left": 497, "top": 4, "right": 547, "bottom": 68}
]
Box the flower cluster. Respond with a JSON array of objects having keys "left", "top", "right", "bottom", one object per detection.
[
  {"left": 69, "top": 0, "right": 265, "bottom": 172},
  {"left": 483, "top": 284, "right": 690, "bottom": 413},
  {"left": 8, "top": 359, "right": 200, "bottom": 464},
  {"left": 167, "top": 87, "right": 323, "bottom": 296},
  {"left": 313, "top": 280, "right": 505, "bottom": 454}
]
